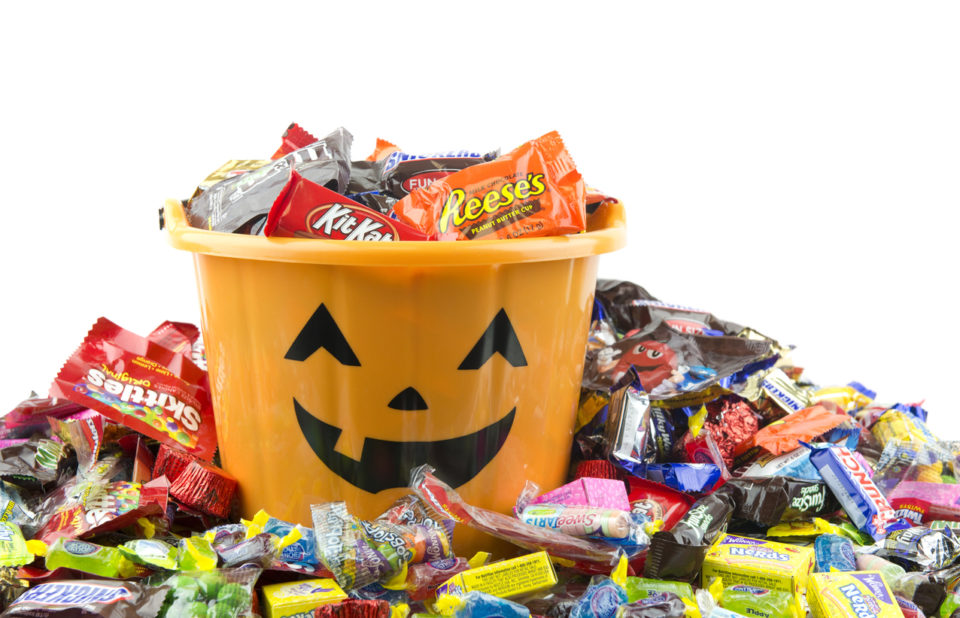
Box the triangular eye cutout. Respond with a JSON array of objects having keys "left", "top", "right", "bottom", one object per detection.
[
  {"left": 458, "top": 309, "right": 528, "bottom": 370},
  {"left": 284, "top": 304, "right": 360, "bottom": 366}
]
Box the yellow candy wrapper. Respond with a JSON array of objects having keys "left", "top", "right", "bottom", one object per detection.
[
  {"left": 435, "top": 551, "right": 557, "bottom": 599},
  {"left": 261, "top": 578, "right": 347, "bottom": 618},
  {"left": 701, "top": 534, "right": 813, "bottom": 599},
  {"left": 807, "top": 571, "right": 904, "bottom": 618}
]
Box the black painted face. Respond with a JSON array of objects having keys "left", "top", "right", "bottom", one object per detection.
[{"left": 287, "top": 304, "right": 527, "bottom": 494}]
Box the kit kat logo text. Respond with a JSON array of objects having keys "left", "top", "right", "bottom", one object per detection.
[{"left": 307, "top": 203, "right": 398, "bottom": 241}]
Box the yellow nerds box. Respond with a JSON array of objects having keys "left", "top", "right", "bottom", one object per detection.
[
  {"left": 701, "top": 534, "right": 814, "bottom": 598},
  {"left": 436, "top": 551, "right": 557, "bottom": 599},
  {"left": 261, "top": 578, "right": 347, "bottom": 618},
  {"left": 807, "top": 571, "right": 904, "bottom": 618}
]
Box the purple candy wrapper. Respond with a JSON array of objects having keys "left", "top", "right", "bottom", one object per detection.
[{"left": 807, "top": 444, "right": 908, "bottom": 541}]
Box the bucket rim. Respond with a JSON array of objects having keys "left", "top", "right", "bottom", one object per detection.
[{"left": 163, "top": 198, "right": 626, "bottom": 266}]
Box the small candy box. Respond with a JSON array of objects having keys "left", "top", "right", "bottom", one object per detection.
[
  {"left": 261, "top": 578, "right": 347, "bottom": 618},
  {"left": 701, "top": 534, "right": 814, "bottom": 599},
  {"left": 806, "top": 571, "right": 905, "bottom": 618},
  {"left": 436, "top": 551, "right": 557, "bottom": 599}
]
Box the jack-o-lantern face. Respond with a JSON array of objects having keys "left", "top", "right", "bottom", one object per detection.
[{"left": 287, "top": 304, "right": 527, "bottom": 493}]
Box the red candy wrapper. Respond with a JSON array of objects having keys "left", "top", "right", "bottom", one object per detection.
[
  {"left": 575, "top": 460, "right": 621, "bottom": 481},
  {"left": 264, "top": 169, "right": 431, "bottom": 241},
  {"left": 152, "top": 443, "right": 198, "bottom": 484},
  {"left": 169, "top": 460, "right": 238, "bottom": 519},
  {"left": 627, "top": 477, "right": 695, "bottom": 531},
  {"left": 315, "top": 600, "right": 389, "bottom": 618},
  {"left": 50, "top": 317, "right": 217, "bottom": 461},
  {"left": 272, "top": 122, "right": 320, "bottom": 160}
]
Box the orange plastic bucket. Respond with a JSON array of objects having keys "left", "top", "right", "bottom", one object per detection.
[{"left": 164, "top": 199, "right": 626, "bottom": 555}]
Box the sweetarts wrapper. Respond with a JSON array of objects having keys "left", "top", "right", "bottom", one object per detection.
[
  {"left": 528, "top": 477, "right": 630, "bottom": 512},
  {"left": 806, "top": 571, "right": 904, "bottom": 618},
  {"left": 806, "top": 444, "right": 909, "bottom": 541}
]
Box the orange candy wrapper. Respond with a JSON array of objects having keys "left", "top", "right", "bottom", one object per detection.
[
  {"left": 392, "top": 131, "right": 586, "bottom": 241},
  {"left": 735, "top": 403, "right": 849, "bottom": 457}
]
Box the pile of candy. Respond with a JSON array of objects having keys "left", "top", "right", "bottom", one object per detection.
[
  {"left": 2, "top": 129, "right": 958, "bottom": 617},
  {"left": 177, "top": 123, "right": 616, "bottom": 242},
  {"left": 2, "top": 276, "right": 958, "bottom": 618}
]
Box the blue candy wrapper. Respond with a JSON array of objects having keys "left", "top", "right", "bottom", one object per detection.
[
  {"left": 640, "top": 463, "right": 721, "bottom": 494},
  {"left": 453, "top": 591, "right": 530, "bottom": 618},
  {"left": 571, "top": 579, "right": 629, "bottom": 618},
  {"left": 806, "top": 444, "right": 909, "bottom": 541},
  {"left": 814, "top": 534, "right": 856, "bottom": 572}
]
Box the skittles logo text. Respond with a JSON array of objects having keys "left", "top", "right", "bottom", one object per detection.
[
  {"left": 839, "top": 583, "right": 881, "bottom": 617},
  {"left": 728, "top": 547, "right": 791, "bottom": 562},
  {"left": 16, "top": 583, "right": 133, "bottom": 607},
  {"left": 85, "top": 367, "right": 202, "bottom": 431},
  {"left": 439, "top": 173, "right": 546, "bottom": 234}
]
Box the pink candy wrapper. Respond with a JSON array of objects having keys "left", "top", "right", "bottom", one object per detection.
[
  {"left": 887, "top": 481, "right": 960, "bottom": 524},
  {"left": 530, "top": 477, "right": 630, "bottom": 512}
]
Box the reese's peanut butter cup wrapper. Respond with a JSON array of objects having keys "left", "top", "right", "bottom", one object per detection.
[{"left": 392, "top": 131, "right": 586, "bottom": 241}]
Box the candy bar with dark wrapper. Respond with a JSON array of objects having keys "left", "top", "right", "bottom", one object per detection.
[
  {"left": 380, "top": 149, "right": 498, "bottom": 199},
  {"left": 264, "top": 169, "right": 430, "bottom": 241},
  {"left": 643, "top": 487, "right": 736, "bottom": 582},
  {"left": 186, "top": 126, "right": 352, "bottom": 233},
  {"left": 1, "top": 580, "right": 169, "bottom": 617}
]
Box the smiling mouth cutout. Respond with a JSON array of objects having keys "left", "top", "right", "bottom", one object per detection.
[{"left": 286, "top": 304, "right": 527, "bottom": 494}]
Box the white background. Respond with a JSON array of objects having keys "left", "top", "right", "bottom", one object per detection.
[{"left": 1, "top": 3, "right": 958, "bottom": 434}]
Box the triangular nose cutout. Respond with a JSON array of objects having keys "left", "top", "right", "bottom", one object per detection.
[{"left": 388, "top": 387, "right": 428, "bottom": 411}]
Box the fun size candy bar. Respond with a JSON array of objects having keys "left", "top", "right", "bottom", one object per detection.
[{"left": 807, "top": 444, "right": 906, "bottom": 541}]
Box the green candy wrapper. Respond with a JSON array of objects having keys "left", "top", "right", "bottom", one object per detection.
[{"left": 720, "top": 584, "right": 798, "bottom": 618}]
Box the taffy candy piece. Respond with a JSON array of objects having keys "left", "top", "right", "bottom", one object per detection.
[
  {"left": 0, "top": 523, "right": 32, "bottom": 568},
  {"left": 178, "top": 535, "right": 219, "bottom": 571},
  {"left": 615, "top": 593, "right": 687, "bottom": 617},
  {"left": 44, "top": 538, "right": 130, "bottom": 579},
  {"left": 311, "top": 502, "right": 395, "bottom": 590},
  {"left": 409, "top": 466, "right": 621, "bottom": 573},
  {"left": 1, "top": 580, "right": 168, "bottom": 617},
  {"left": 449, "top": 591, "right": 529, "bottom": 618},
  {"left": 814, "top": 534, "right": 856, "bottom": 572},
  {"left": 118, "top": 538, "right": 178, "bottom": 571},
  {"left": 569, "top": 578, "right": 628, "bottom": 618},
  {"left": 392, "top": 131, "right": 585, "bottom": 241},
  {"left": 50, "top": 317, "right": 217, "bottom": 461},
  {"left": 719, "top": 584, "right": 799, "bottom": 618},
  {"left": 148, "top": 567, "right": 261, "bottom": 618},
  {"left": 622, "top": 577, "right": 694, "bottom": 604},
  {"left": 806, "top": 444, "right": 908, "bottom": 541}
]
